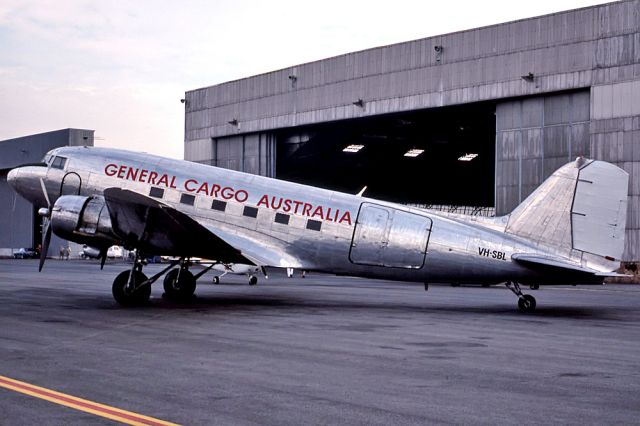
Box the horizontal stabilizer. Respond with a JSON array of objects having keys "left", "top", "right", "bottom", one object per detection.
[{"left": 512, "top": 253, "right": 599, "bottom": 275}]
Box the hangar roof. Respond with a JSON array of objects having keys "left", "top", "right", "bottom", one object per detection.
[{"left": 184, "top": 0, "right": 639, "bottom": 141}]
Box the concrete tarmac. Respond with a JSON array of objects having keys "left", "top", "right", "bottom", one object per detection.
[{"left": 1, "top": 259, "right": 640, "bottom": 425}]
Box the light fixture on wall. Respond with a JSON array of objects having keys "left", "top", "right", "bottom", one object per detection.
[
  {"left": 521, "top": 72, "right": 534, "bottom": 82},
  {"left": 228, "top": 119, "right": 239, "bottom": 126},
  {"left": 353, "top": 99, "right": 365, "bottom": 107}
]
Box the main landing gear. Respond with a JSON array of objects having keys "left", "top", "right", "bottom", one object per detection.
[
  {"left": 505, "top": 281, "right": 536, "bottom": 313},
  {"left": 163, "top": 260, "right": 197, "bottom": 300},
  {"left": 112, "top": 254, "right": 218, "bottom": 306},
  {"left": 112, "top": 251, "right": 154, "bottom": 306}
]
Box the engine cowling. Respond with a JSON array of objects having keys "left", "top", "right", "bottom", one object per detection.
[{"left": 51, "top": 195, "right": 120, "bottom": 248}]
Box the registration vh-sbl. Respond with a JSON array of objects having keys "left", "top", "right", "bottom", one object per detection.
[{"left": 8, "top": 146, "right": 629, "bottom": 312}]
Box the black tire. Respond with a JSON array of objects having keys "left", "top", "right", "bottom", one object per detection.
[
  {"left": 212, "top": 276, "right": 220, "bottom": 285},
  {"left": 112, "top": 270, "right": 151, "bottom": 306},
  {"left": 249, "top": 275, "right": 258, "bottom": 286},
  {"left": 517, "top": 294, "right": 537, "bottom": 313},
  {"left": 163, "top": 269, "right": 196, "bottom": 299}
]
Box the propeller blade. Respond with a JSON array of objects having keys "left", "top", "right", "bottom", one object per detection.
[
  {"left": 100, "top": 249, "right": 107, "bottom": 270},
  {"left": 39, "top": 217, "right": 51, "bottom": 272},
  {"left": 39, "top": 177, "right": 51, "bottom": 208}
]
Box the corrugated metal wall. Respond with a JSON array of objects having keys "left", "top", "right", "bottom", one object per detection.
[
  {"left": 496, "top": 91, "right": 590, "bottom": 214},
  {"left": 185, "top": 133, "right": 276, "bottom": 177},
  {"left": 185, "top": 1, "right": 639, "bottom": 141},
  {"left": 591, "top": 80, "right": 640, "bottom": 261}
]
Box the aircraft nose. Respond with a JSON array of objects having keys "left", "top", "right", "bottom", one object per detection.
[{"left": 7, "top": 168, "right": 21, "bottom": 191}]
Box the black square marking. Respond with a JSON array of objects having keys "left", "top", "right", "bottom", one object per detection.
[
  {"left": 306, "top": 219, "right": 322, "bottom": 231},
  {"left": 149, "top": 187, "right": 164, "bottom": 198},
  {"left": 211, "top": 199, "right": 227, "bottom": 211},
  {"left": 274, "top": 213, "right": 290, "bottom": 225},
  {"left": 180, "top": 193, "right": 195, "bottom": 206},
  {"left": 243, "top": 206, "right": 258, "bottom": 218}
]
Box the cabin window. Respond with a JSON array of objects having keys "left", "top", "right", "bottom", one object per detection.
[
  {"left": 51, "top": 156, "right": 67, "bottom": 170},
  {"left": 306, "top": 219, "right": 322, "bottom": 231},
  {"left": 274, "top": 213, "right": 290, "bottom": 225},
  {"left": 211, "top": 199, "right": 227, "bottom": 212},
  {"left": 180, "top": 193, "right": 195, "bottom": 206},
  {"left": 149, "top": 187, "right": 164, "bottom": 198},
  {"left": 243, "top": 206, "right": 258, "bottom": 218}
]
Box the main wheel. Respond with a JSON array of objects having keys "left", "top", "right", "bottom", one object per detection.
[
  {"left": 163, "top": 269, "right": 196, "bottom": 299},
  {"left": 112, "top": 270, "right": 151, "bottom": 306},
  {"left": 517, "top": 294, "right": 537, "bottom": 313},
  {"left": 212, "top": 276, "right": 220, "bottom": 285},
  {"left": 249, "top": 275, "right": 258, "bottom": 286}
]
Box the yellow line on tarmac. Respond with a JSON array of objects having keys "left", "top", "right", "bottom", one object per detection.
[{"left": 0, "top": 375, "right": 179, "bottom": 426}]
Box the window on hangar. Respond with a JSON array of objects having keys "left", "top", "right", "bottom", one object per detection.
[{"left": 275, "top": 101, "right": 496, "bottom": 207}]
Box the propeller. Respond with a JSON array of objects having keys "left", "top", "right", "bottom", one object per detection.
[{"left": 38, "top": 178, "right": 52, "bottom": 272}]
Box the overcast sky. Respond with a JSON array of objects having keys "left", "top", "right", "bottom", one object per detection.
[{"left": 0, "top": 0, "right": 608, "bottom": 159}]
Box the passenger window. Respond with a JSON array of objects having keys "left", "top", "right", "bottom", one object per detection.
[
  {"left": 211, "top": 200, "right": 227, "bottom": 211},
  {"left": 149, "top": 187, "right": 164, "bottom": 198},
  {"left": 243, "top": 206, "right": 258, "bottom": 218},
  {"left": 180, "top": 193, "right": 195, "bottom": 206},
  {"left": 274, "top": 213, "right": 290, "bottom": 225},
  {"left": 51, "top": 156, "right": 67, "bottom": 170},
  {"left": 306, "top": 219, "right": 322, "bottom": 231}
]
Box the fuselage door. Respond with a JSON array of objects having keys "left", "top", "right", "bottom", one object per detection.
[
  {"left": 350, "top": 203, "right": 432, "bottom": 269},
  {"left": 60, "top": 172, "right": 82, "bottom": 196},
  {"left": 349, "top": 204, "right": 389, "bottom": 266}
]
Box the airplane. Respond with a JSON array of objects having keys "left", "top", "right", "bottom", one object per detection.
[
  {"left": 7, "top": 146, "right": 629, "bottom": 312},
  {"left": 209, "top": 262, "right": 261, "bottom": 285}
]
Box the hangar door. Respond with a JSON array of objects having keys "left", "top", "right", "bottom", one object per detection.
[{"left": 349, "top": 203, "right": 432, "bottom": 269}]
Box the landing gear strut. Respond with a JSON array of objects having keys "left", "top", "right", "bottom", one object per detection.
[
  {"left": 112, "top": 251, "right": 151, "bottom": 306},
  {"left": 505, "top": 281, "right": 537, "bottom": 313}
]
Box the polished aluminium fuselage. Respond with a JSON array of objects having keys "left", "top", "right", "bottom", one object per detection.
[{"left": 13, "top": 146, "right": 583, "bottom": 285}]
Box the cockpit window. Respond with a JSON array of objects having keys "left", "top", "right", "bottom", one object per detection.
[
  {"left": 51, "top": 156, "right": 67, "bottom": 170},
  {"left": 42, "top": 154, "right": 53, "bottom": 165}
]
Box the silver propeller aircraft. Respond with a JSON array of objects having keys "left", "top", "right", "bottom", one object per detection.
[{"left": 8, "top": 146, "right": 629, "bottom": 312}]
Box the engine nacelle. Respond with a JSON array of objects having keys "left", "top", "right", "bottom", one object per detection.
[{"left": 51, "top": 195, "right": 120, "bottom": 248}]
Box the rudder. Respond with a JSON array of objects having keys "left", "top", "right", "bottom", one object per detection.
[{"left": 505, "top": 158, "right": 628, "bottom": 271}]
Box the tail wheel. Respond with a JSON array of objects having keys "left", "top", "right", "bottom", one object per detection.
[
  {"left": 163, "top": 269, "right": 196, "bottom": 299},
  {"left": 112, "top": 270, "right": 151, "bottom": 306}
]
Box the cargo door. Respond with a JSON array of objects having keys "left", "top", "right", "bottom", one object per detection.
[
  {"left": 350, "top": 203, "right": 432, "bottom": 269},
  {"left": 349, "top": 204, "right": 389, "bottom": 266}
]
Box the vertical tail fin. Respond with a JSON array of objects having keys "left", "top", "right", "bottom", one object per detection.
[{"left": 505, "top": 158, "right": 628, "bottom": 271}]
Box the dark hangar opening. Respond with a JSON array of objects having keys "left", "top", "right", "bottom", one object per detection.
[{"left": 275, "top": 101, "right": 496, "bottom": 207}]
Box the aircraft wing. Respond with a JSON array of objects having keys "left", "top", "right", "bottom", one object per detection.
[
  {"left": 103, "top": 188, "right": 250, "bottom": 264},
  {"left": 193, "top": 222, "right": 306, "bottom": 268},
  {"left": 511, "top": 253, "right": 627, "bottom": 277}
]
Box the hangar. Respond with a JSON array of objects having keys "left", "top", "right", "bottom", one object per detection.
[
  {"left": 184, "top": 0, "right": 640, "bottom": 262},
  {"left": 0, "top": 129, "right": 94, "bottom": 258}
]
